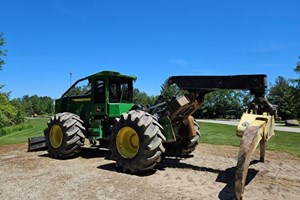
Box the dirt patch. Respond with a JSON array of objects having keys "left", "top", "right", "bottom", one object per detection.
[{"left": 0, "top": 143, "right": 299, "bottom": 199}]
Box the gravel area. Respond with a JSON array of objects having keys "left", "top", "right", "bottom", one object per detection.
[{"left": 0, "top": 143, "right": 299, "bottom": 200}]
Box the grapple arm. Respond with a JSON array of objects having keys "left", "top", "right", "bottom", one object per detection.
[
  {"left": 168, "top": 74, "right": 267, "bottom": 96},
  {"left": 156, "top": 74, "right": 269, "bottom": 125},
  {"left": 165, "top": 74, "right": 276, "bottom": 200},
  {"left": 235, "top": 96, "right": 276, "bottom": 200}
]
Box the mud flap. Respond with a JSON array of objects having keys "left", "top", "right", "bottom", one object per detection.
[{"left": 27, "top": 136, "right": 47, "bottom": 152}]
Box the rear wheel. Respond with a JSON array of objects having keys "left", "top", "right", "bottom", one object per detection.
[
  {"left": 44, "top": 112, "right": 85, "bottom": 158},
  {"left": 110, "top": 110, "right": 165, "bottom": 173},
  {"left": 163, "top": 117, "right": 201, "bottom": 157}
]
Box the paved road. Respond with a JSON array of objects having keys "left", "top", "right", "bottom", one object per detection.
[{"left": 197, "top": 119, "right": 300, "bottom": 133}]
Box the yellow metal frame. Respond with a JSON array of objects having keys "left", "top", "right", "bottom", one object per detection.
[{"left": 236, "top": 113, "right": 275, "bottom": 141}]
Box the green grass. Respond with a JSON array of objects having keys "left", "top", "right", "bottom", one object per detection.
[
  {"left": 0, "top": 119, "right": 299, "bottom": 157},
  {"left": 266, "top": 131, "right": 300, "bottom": 156},
  {"left": 199, "top": 122, "right": 240, "bottom": 146},
  {"left": 0, "top": 118, "right": 48, "bottom": 145},
  {"left": 0, "top": 122, "right": 33, "bottom": 137},
  {"left": 199, "top": 122, "right": 300, "bottom": 157}
]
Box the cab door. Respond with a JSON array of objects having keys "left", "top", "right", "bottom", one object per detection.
[{"left": 92, "top": 79, "right": 107, "bottom": 117}]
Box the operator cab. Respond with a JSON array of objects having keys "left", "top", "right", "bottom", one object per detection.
[
  {"left": 108, "top": 77, "right": 133, "bottom": 103},
  {"left": 55, "top": 71, "right": 136, "bottom": 120}
]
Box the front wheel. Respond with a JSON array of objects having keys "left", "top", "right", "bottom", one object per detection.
[
  {"left": 110, "top": 110, "right": 165, "bottom": 174},
  {"left": 44, "top": 112, "right": 85, "bottom": 158}
]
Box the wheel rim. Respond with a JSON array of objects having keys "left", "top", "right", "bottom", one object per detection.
[
  {"left": 116, "top": 127, "right": 139, "bottom": 159},
  {"left": 50, "top": 125, "right": 63, "bottom": 148}
]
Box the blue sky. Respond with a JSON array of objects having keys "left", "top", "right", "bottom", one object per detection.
[{"left": 1, "top": 0, "right": 299, "bottom": 99}]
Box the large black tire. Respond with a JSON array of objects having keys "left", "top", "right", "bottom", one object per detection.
[
  {"left": 110, "top": 110, "right": 165, "bottom": 174},
  {"left": 163, "top": 118, "right": 201, "bottom": 157},
  {"left": 44, "top": 112, "right": 85, "bottom": 158}
]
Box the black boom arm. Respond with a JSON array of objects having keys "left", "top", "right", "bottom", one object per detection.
[{"left": 168, "top": 74, "right": 267, "bottom": 97}]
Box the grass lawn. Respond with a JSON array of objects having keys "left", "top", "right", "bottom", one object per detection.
[
  {"left": 199, "top": 122, "right": 300, "bottom": 157},
  {"left": 0, "top": 118, "right": 299, "bottom": 157},
  {"left": 0, "top": 118, "right": 48, "bottom": 146}
]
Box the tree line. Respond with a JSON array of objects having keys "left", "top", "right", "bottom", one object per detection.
[{"left": 1, "top": 32, "right": 300, "bottom": 132}]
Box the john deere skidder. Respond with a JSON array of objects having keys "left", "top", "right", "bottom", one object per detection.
[
  {"left": 31, "top": 70, "right": 201, "bottom": 173},
  {"left": 29, "top": 71, "right": 276, "bottom": 198}
]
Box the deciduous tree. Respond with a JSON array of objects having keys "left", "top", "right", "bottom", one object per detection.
[
  {"left": 133, "top": 88, "right": 157, "bottom": 105},
  {"left": 268, "top": 76, "right": 297, "bottom": 119}
]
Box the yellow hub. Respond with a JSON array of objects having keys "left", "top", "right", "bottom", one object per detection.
[
  {"left": 116, "top": 127, "right": 140, "bottom": 159},
  {"left": 49, "top": 125, "right": 63, "bottom": 148}
]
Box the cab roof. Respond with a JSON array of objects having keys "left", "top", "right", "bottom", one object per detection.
[{"left": 86, "top": 71, "right": 137, "bottom": 81}]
